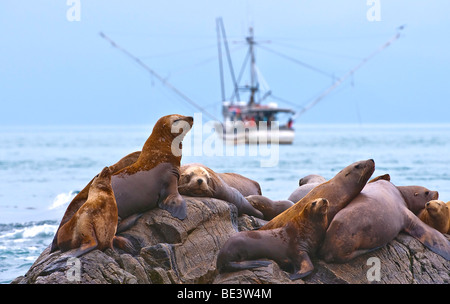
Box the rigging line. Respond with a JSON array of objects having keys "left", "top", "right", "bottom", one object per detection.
[
  {"left": 166, "top": 44, "right": 247, "bottom": 80},
  {"left": 269, "top": 40, "right": 363, "bottom": 61},
  {"left": 271, "top": 94, "right": 303, "bottom": 109},
  {"left": 256, "top": 44, "right": 334, "bottom": 79},
  {"left": 229, "top": 48, "right": 251, "bottom": 101},
  {"left": 99, "top": 32, "right": 219, "bottom": 122},
  {"left": 294, "top": 30, "right": 402, "bottom": 119},
  {"left": 218, "top": 17, "right": 241, "bottom": 101},
  {"left": 138, "top": 43, "right": 217, "bottom": 59}
]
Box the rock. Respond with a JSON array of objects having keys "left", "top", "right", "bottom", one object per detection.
[{"left": 11, "top": 197, "right": 450, "bottom": 284}]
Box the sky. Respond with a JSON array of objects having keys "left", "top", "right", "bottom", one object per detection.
[{"left": 1, "top": 1, "right": 449, "bottom": 126}]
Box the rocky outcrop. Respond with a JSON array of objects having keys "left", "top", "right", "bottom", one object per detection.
[{"left": 12, "top": 197, "right": 449, "bottom": 284}]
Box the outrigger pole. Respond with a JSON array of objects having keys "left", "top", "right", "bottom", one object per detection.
[
  {"left": 294, "top": 28, "right": 403, "bottom": 119},
  {"left": 99, "top": 32, "right": 219, "bottom": 121}
]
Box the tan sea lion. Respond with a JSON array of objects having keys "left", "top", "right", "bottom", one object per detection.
[
  {"left": 178, "top": 164, "right": 263, "bottom": 218},
  {"left": 448, "top": 202, "right": 450, "bottom": 234},
  {"left": 51, "top": 114, "right": 193, "bottom": 253},
  {"left": 216, "top": 198, "right": 329, "bottom": 280},
  {"left": 263, "top": 159, "right": 375, "bottom": 230},
  {"left": 319, "top": 180, "right": 449, "bottom": 263},
  {"left": 245, "top": 195, "right": 294, "bottom": 220},
  {"left": 56, "top": 167, "right": 117, "bottom": 257},
  {"left": 418, "top": 200, "right": 449, "bottom": 234}
]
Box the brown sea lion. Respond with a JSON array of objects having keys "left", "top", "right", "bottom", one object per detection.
[
  {"left": 51, "top": 114, "right": 193, "bottom": 253},
  {"left": 245, "top": 195, "right": 294, "bottom": 220},
  {"left": 418, "top": 200, "right": 449, "bottom": 234},
  {"left": 216, "top": 198, "right": 329, "bottom": 280},
  {"left": 178, "top": 164, "right": 264, "bottom": 218},
  {"left": 263, "top": 159, "right": 375, "bottom": 230},
  {"left": 396, "top": 185, "right": 438, "bottom": 215},
  {"left": 319, "top": 180, "right": 449, "bottom": 263},
  {"left": 56, "top": 167, "right": 117, "bottom": 257}
]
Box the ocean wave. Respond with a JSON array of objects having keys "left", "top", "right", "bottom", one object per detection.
[
  {"left": 48, "top": 190, "right": 79, "bottom": 210},
  {"left": 0, "top": 221, "right": 59, "bottom": 240}
]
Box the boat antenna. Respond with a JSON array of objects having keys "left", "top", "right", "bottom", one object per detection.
[
  {"left": 99, "top": 32, "right": 219, "bottom": 121},
  {"left": 294, "top": 27, "right": 404, "bottom": 119}
]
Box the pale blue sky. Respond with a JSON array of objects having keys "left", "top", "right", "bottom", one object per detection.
[{"left": 1, "top": 1, "right": 449, "bottom": 125}]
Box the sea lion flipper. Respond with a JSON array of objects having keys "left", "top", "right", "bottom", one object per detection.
[
  {"left": 290, "top": 250, "right": 314, "bottom": 280},
  {"left": 223, "top": 260, "right": 272, "bottom": 272},
  {"left": 116, "top": 213, "right": 143, "bottom": 233},
  {"left": 160, "top": 194, "right": 187, "bottom": 220},
  {"left": 404, "top": 210, "right": 450, "bottom": 260}
]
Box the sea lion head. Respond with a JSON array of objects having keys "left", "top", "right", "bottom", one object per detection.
[
  {"left": 340, "top": 159, "right": 375, "bottom": 186},
  {"left": 398, "top": 185, "right": 439, "bottom": 214},
  {"left": 424, "top": 200, "right": 448, "bottom": 218},
  {"left": 91, "top": 167, "right": 113, "bottom": 194},
  {"left": 303, "top": 198, "right": 329, "bottom": 219},
  {"left": 142, "top": 114, "right": 193, "bottom": 160},
  {"left": 178, "top": 165, "right": 215, "bottom": 196}
]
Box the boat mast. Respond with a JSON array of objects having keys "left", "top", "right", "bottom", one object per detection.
[{"left": 247, "top": 27, "right": 258, "bottom": 106}]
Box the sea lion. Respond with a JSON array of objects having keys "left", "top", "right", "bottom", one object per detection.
[
  {"left": 299, "top": 174, "right": 327, "bottom": 186},
  {"left": 287, "top": 174, "right": 326, "bottom": 203},
  {"left": 178, "top": 164, "right": 264, "bottom": 218},
  {"left": 418, "top": 200, "right": 450, "bottom": 234},
  {"left": 51, "top": 151, "right": 141, "bottom": 252},
  {"left": 245, "top": 195, "right": 294, "bottom": 220},
  {"left": 51, "top": 114, "right": 193, "bottom": 253},
  {"left": 396, "top": 185, "right": 438, "bottom": 215},
  {"left": 319, "top": 180, "right": 449, "bottom": 263},
  {"left": 218, "top": 173, "right": 261, "bottom": 196},
  {"left": 263, "top": 159, "right": 375, "bottom": 230},
  {"left": 111, "top": 114, "right": 193, "bottom": 221},
  {"left": 56, "top": 167, "right": 117, "bottom": 257},
  {"left": 216, "top": 198, "right": 329, "bottom": 280}
]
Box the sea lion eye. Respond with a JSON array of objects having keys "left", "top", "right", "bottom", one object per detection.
[
  {"left": 425, "top": 191, "right": 430, "bottom": 196},
  {"left": 355, "top": 164, "right": 361, "bottom": 169}
]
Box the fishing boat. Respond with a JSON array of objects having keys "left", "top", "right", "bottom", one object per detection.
[{"left": 215, "top": 18, "right": 295, "bottom": 145}]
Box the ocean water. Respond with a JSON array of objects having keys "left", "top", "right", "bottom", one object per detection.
[{"left": 1, "top": 123, "right": 450, "bottom": 283}]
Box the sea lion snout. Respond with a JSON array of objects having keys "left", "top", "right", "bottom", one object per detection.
[
  {"left": 174, "top": 115, "right": 194, "bottom": 126},
  {"left": 431, "top": 191, "right": 439, "bottom": 200}
]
